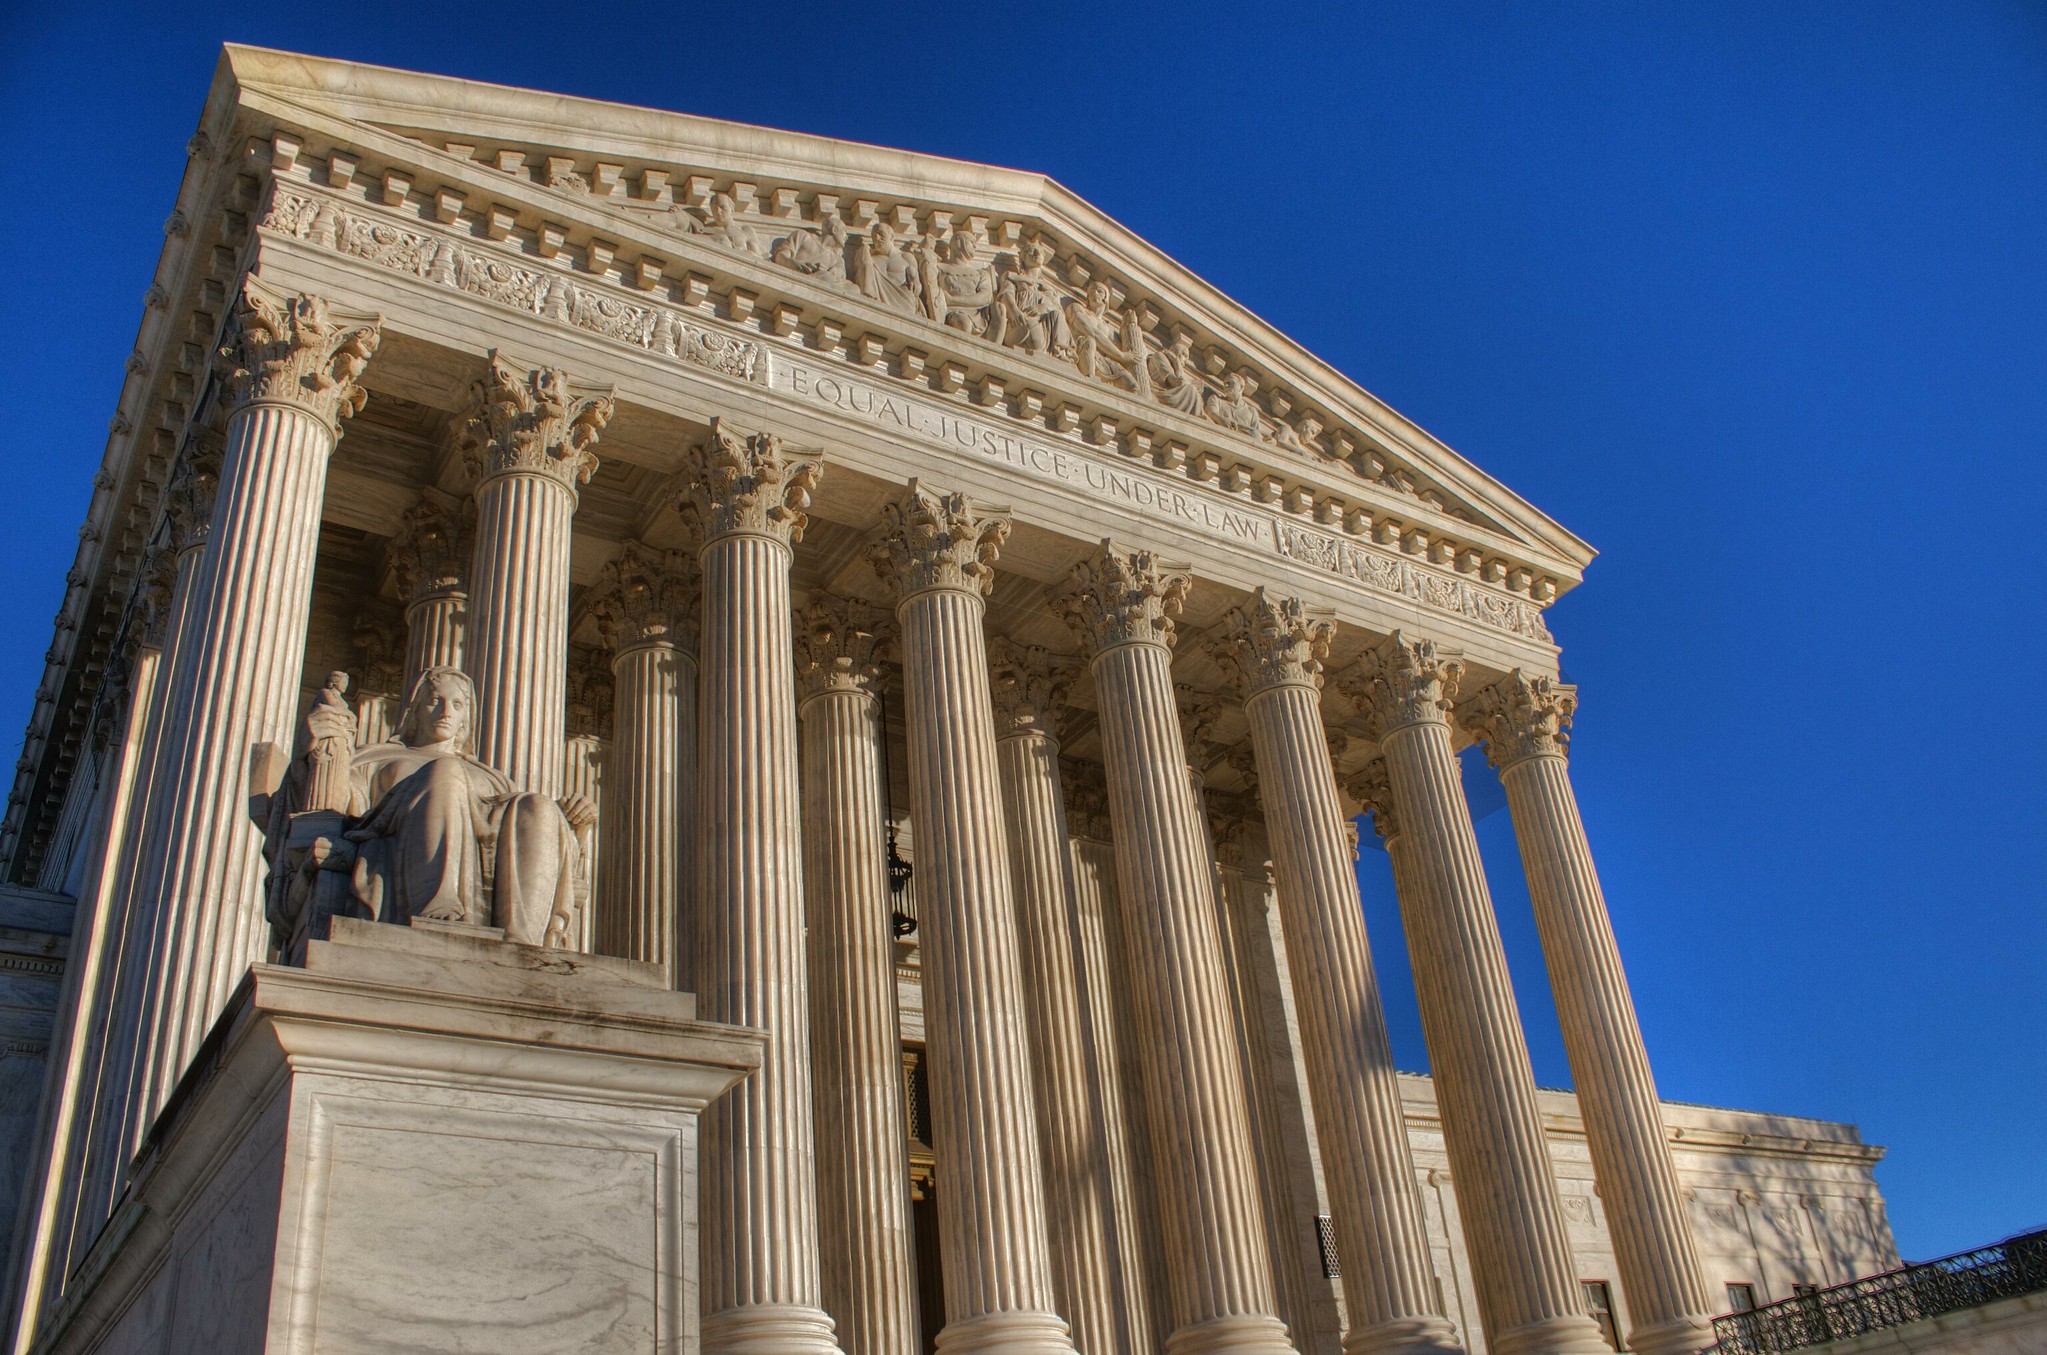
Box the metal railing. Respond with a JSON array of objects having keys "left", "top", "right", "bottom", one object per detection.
[{"left": 1712, "top": 1228, "right": 2047, "bottom": 1354}]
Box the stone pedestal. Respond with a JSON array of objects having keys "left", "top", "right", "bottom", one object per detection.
[{"left": 19, "top": 918, "right": 761, "bottom": 1355}]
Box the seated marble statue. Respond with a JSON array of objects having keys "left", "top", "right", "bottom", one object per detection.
[{"left": 265, "top": 665, "right": 593, "bottom": 955}]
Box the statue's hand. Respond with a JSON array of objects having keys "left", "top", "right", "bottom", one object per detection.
[
  {"left": 306, "top": 699, "right": 356, "bottom": 747},
  {"left": 559, "top": 792, "right": 598, "bottom": 832}
]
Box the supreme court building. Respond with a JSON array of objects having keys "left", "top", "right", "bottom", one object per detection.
[{"left": 0, "top": 48, "right": 1897, "bottom": 1355}]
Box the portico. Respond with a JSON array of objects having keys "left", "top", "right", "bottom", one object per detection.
[{"left": 2, "top": 46, "right": 1793, "bottom": 1355}]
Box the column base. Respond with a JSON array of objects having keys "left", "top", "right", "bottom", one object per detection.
[
  {"left": 1163, "top": 1312, "right": 1300, "bottom": 1355},
  {"left": 1488, "top": 1313, "right": 1615, "bottom": 1355},
  {"left": 1343, "top": 1314, "right": 1467, "bottom": 1355},
  {"left": 700, "top": 1302, "right": 844, "bottom": 1355},
  {"left": 1625, "top": 1312, "right": 1714, "bottom": 1355},
  {"left": 936, "top": 1309, "right": 1077, "bottom": 1355}
]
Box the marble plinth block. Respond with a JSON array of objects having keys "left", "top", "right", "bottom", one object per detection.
[{"left": 26, "top": 918, "right": 760, "bottom": 1355}]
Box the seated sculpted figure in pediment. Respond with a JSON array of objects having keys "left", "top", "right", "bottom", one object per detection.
[{"left": 265, "top": 666, "right": 593, "bottom": 957}]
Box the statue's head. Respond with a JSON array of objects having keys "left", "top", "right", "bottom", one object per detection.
[{"left": 396, "top": 666, "right": 475, "bottom": 754}]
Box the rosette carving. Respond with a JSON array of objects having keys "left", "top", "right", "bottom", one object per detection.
[
  {"left": 794, "top": 591, "right": 892, "bottom": 701},
  {"left": 1051, "top": 543, "right": 1191, "bottom": 656},
  {"left": 218, "top": 280, "right": 381, "bottom": 429},
  {"left": 1340, "top": 631, "right": 1464, "bottom": 738},
  {"left": 988, "top": 638, "right": 1076, "bottom": 738},
  {"left": 389, "top": 496, "right": 471, "bottom": 603},
  {"left": 590, "top": 539, "right": 698, "bottom": 655},
  {"left": 679, "top": 418, "right": 821, "bottom": 545},
  {"left": 1207, "top": 587, "right": 1336, "bottom": 697},
  {"left": 1344, "top": 757, "right": 1401, "bottom": 844},
  {"left": 459, "top": 350, "right": 614, "bottom": 493},
  {"left": 869, "top": 481, "right": 1010, "bottom": 599},
  {"left": 1458, "top": 669, "right": 1577, "bottom": 770}
]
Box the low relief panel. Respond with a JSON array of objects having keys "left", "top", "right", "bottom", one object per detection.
[{"left": 263, "top": 190, "right": 765, "bottom": 385}]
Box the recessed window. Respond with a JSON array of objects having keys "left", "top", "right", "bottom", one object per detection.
[
  {"left": 1725, "top": 1282, "right": 1758, "bottom": 1313},
  {"left": 1581, "top": 1280, "right": 1623, "bottom": 1350}
]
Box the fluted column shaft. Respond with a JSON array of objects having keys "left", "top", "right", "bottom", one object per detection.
[
  {"left": 598, "top": 638, "right": 682, "bottom": 970},
  {"left": 873, "top": 484, "right": 1075, "bottom": 1355},
  {"left": 404, "top": 588, "right": 466, "bottom": 685},
  {"left": 468, "top": 471, "right": 573, "bottom": 796},
  {"left": 1055, "top": 548, "right": 1293, "bottom": 1355},
  {"left": 688, "top": 422, "right": 839, "bottom": 1355},
  {"left": 990, "top": 647, "right": 1128, "bottom": 1355},
  {"left": 797, "top": 600, "right": 918, "bottom": 1355},
  {"left": 1469, "top": 676, "right": 1712, "bottom": 1355},
  {"left": 1349, "top": 638, "right": 1607, "bottom": 1355},
  {"left": 1212, "top": 593, "right": 1460, "bottom": 1355}
]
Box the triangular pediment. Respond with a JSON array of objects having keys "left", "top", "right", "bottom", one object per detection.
[{"left": 217, "top": 45, "right": 1594, "bottom": 580}]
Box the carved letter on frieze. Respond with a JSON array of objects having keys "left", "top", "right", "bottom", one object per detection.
[
  {"left": 868, "top": 481, "right": 1010, "bottom": 600},
  {"left": 459, "top": 351, "right": 615, "bottom": 494},
  {"left": 1051, "top": 542, "right": 1192, "bottom": 657},
  {"left": 217, "top": 278, "right": 382, "bottom": 430},
  {"left": 1207, "top": 587, "right": 1337, "bottom": 698},
  {"left": 1458, "top": 669, "right": 1577, "bottom": 771},
  {"left": 679, "top": 418, "right": 822, "bottom": 546}
]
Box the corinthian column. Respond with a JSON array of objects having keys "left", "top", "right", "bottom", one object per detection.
[
  {"left": 685, "top": 420, "right": 841, "bottom": 1355},
  {"left": 460, "top": 351, "right": 613, "bottom": 797},
  {"left": 1051, "top": 544, "right": 1294, "bottom": 1355},
  {"left": 869, "top": 483, "right": 1076, "bottom": 1355},
  {"left": 794, "top": 593, "right": 919, "bottom": 1355},
  {"left": 988, "top": 637, "right": 1129, "bottom": 1355},
  {"left": 1342, "top": 636, "right": 1607, "bottom": 1355},
  {"left": 588, "top": 540, "right": 696, "bottom": 978},
  {"left": 136, "top": 281, "right": 379, "bottom": 1120},
  {"left": 1210, "top": 592, "right": 1461, "bottom": 1355},
  {"left": 1460, "top": 674, "right": 1713, "bottom": 1355},
  {"left": 389, "top": 493, "right": 470, "bottom": 688}
]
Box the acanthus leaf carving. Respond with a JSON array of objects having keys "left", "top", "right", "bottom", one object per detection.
[
  {"left": 1344, "top": 756, "right": 1401, "bottom": 844},
  {"left": 590, "top": 539, "right": 698, "bottom": 655},
  {"left": 1208, "top": 587, "right": 1336, "bottom": 698},
  {"left": 1174, "top": 682, "right": 1227, "bottom": 777},
  {"left": 794, "top": 591, "right": 892, "bottom": 702},
  {"left": 868, "top": 481, "right": 1009, "bottom": 599},
  {"left": 680, "top": 418, "right": 821, "bottom": 546},
  {"left": 1458, "top": 668, "right": 1576, "bottom": 770},
  {"left": 1339, "top": 631, "right": 1465, "bottom": 739},
  {"left": 388, "top": 495, "right": 470, "bottom": 603},
  {"left": 217, "top": 279, "right": 381, "bottom": 430},
  {"left": 459, "top": 351, "right": 614, "bottom": 493},
  {"left": 988, "top": 638, "right": 1077, "bottom": 740},
  {"left": 1059, "top": 756, "right": 1113, "bottom": 841},
  {"left": 1052, "top": 542, "right": 1191, "bottom": 656}
]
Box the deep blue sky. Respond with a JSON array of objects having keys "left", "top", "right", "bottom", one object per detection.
[{"left": 4, "top": 3, "right": 2042, "bottom": 1264}]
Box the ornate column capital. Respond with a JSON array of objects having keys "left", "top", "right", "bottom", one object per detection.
[
  {"left": 1174, "top": 683, "right": 1226, "bottom": 776},
  {"left": 1340, "top": 630, "right": 1466, "bottom": 738},
  {"left": 459, "top": 350, "right": 614, "bottom": 494},
  {"left": 680, "top": 417, "right": 821, "bottom": 547},
  {"left": 565, "top": 647, "right": 614, "bottom": 738},
  {"left": 352, "top": 601, "right": 405, "bottom": 694},
  {"left": 988, "top": 638, "right": 1076, "bottom": 740},
  {"left": 389, "top": 495, "right": 470, "bottom": 603},
  {"left": 217, "top": 279, "right": 382, "bottom": 430},
  {"left": 1344, "top": 757, "right": 1401, "bottom": 844},
  {"left": 795, "top": 592, "right": 892, "bottom": 702},
  {"left": 1052, "top": 542, "right": 1191, "bottom": 657},
  {"left": 869, "top": 481, "right": 1010, "bottom": 600},
  {"left": 592, "top": 539, "right": 699, "bottom": 657},
  {"left": 1226, "top": 742, "right": 1260, "bottom": 799},
  {"left": 164, "top": 434, "right": 222, "bottom": 556},
  {"left": 133, "top": 544, "right": 178, "bottom": 650},
  {"left": 1459, "top": 669, "right": 1578, "bottom": 771},
  {"left": 1207, "top": 587, "right": 1336, "bottom": 698}
]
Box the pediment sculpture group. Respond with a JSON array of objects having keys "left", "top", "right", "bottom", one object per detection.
[{"left": 662, "top": 190, "right": 1340, "bottom": 464}]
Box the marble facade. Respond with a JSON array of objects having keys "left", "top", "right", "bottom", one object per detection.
[{"left": 1, "top": 46, "right": 1899, "bottom": 1355}]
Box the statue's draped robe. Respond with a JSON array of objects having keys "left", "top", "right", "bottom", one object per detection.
[{"left": 343, "top": 743, "right": 581, "bottom": 945}]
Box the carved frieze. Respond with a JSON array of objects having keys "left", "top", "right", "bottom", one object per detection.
[
  {"left": 1208, "top": 588, "right": 1336, "bottom": 698},
  {"left": 1053, "top": 544, "right": 1190, "bottom": 657},
  {"left": 794, "top": 591, "right": 891, "bottom": 702},
  {"left": 869, "top": 483, "right": 1009, "bottom": 600}
]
